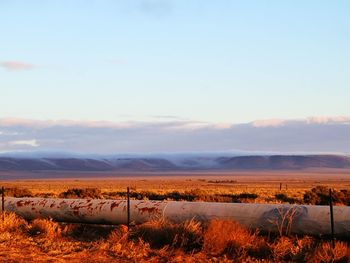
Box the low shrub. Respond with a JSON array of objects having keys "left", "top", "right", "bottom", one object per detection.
[
  {"left": 203, "top": 219, "right": 267, "bottom": 259},
  {"left": 3, "top": 187, "right": 33, "bottom": 197},
  {"left": 131, "top": 219, "right": 203, "bottom": 252},
  {"left": 275, "top": 193, "right": 299, "bottom": 204},
  {"left": 304, "top": 186, "right": 350, "bottom": 205},
  {"left": 34, "top": 192, "right": 56, "bottom": 198},
  {"left": 207, "top": 180, "right": 237, "bottom": 184},
  {"left": 63, "top": 224, "right": 116, "bottom": 241},
  {"left": 59, "top": 188, "right": 102, "bottom": 199},
  {"left": 220, "top": 193, "right": 259, "bottom": 203},
  {"left": 104, "top": 190, "right": 259, "bottom": 203}
]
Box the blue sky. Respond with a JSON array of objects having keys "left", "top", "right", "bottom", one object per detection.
[
  {"left": 1, "top": 0, "right": 349, "bottom": 124},
  {"left": 0, "top": 1, "right": 350, "bottom": 154}
]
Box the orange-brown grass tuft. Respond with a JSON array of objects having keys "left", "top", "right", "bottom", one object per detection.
[
  {"left": 29, "top": 218, "right": 62, "bottom": 239},
  {"left": 108, "top": 237, "right": 151, "bottom": 261},
  {"left": 96, "top": 225, "right": 151, "bottom": 261},
  {"left": 203, "top": 219, "right": 269, "bottom": 259},
  {"left": 131, "top": 219, "right": 203, "bottom": 251},
  {"left": 107, "top": 225, "right": 129, "bottom": 243},
  {"left": 0, "top": 212, "right": 28, "bottom": 233},
  {"left": 173, "top": 219, "right": 202, "bottom": 251},
  {"left": 271, "top": 236, "right": 315, "bottom": 261},
  {"left": 311, "top": 241, "right": 349, "bottom": 263}
]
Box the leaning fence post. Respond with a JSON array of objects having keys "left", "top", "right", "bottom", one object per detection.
[
  {"left": 1, "top": 186, "right": 4, "bottom": 221},
  {"left": 127, "top": 187, "right": 130, "bottom": 230},
  {"left": 329, "top": 188, "right": 335, "bottom": 249}
]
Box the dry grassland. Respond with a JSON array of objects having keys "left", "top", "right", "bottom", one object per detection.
[
  {"left": 1, "top": 169, "right": 349, "bottom": 204},
  {"left": 0, "top": 212, "right": 349, "bottom": 262},
  {"left": 0, "top": 169, "right": 349, "bottom": 261}
]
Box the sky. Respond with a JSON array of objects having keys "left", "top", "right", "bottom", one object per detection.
[{"left": 1, "top": 1, "right": 350, "bottom": 153}]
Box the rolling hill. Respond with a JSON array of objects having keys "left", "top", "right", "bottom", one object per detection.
[{"left": 0, "top": 154, "right": 350, "bottom": 172}]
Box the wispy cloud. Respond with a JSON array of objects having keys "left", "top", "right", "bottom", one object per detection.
[
  {"left": 306, "top": 116, "right": 350, "bottom": 125},
  {"left": 0, "top": 61, "right": 38, "bottom": 71},
  {"left": 252, "top": 119, "right": 286, "bottom": 128},
  {"left": 252, "top": 116, "right": 350, "bottom": 127},
  {"left": 0, "top": 130, "right": 20, "bottom": 136},
  {"left": 9, "top": 139, "right": 39, "bottom": 147}
]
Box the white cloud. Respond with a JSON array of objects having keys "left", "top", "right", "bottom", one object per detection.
[
  {"left": 212, "top": 123, "right": 233, "bottom": 129},
  {"left": 9, "top": 140, "right": 39, "bottom": 147},
  {"left": 252, "top": 119, "right": 286, "bottom": 128}
]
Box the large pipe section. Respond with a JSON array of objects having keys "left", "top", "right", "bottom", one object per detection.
[{"left": 2, "top": 197, "right": 350, "bottom": 237}]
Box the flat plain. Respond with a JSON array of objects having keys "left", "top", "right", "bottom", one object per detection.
[{"left": 1, "top": 168, "right": 349, "bottom": 202}]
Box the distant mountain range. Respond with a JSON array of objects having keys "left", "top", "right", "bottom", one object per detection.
[{"left": 0, "top": 154, "right": 350, "bottom": 171}]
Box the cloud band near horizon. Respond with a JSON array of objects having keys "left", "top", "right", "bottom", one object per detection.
[{"left": 0, "top": 116, "right": 349, "bottom": 154}]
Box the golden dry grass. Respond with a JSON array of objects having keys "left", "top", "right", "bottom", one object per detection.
[
  {"left": 0, "top": 212, "right": 348, "bottom": 262},
  {"left": 203, "top": 219, "right": 271, "bottom": 261},
  {"left": 312, "top": 241, "right": 349, "bottom": 263},
  {"left": 131, "top": 218, "right": 203, "bottom": 251}
]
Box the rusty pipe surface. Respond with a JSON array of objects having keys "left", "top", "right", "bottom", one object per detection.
[{"left": 3, "top": 197, "right": 350, "bottom": 237}]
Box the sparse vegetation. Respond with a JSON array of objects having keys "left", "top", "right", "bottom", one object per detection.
[
  {"left": 101, "top": 189, "right": 259, "bottom": 203},
  {"left": 3, "top": 184, "right": 349, "bottom": 206},
  {"left": 1, "top": 171, "right": 349, "bottom": 206},
  {"left": 207, "top": 179, "right": 237, "bottom": 184}
]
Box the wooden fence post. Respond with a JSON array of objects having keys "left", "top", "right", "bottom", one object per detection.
[
  {"left": 1, "top": 186, "right": 4, "bottom": 221},
  {"left": 127, "top": 187, "right": 130, "bottom": 230},
  {"left": 329, "top": 188, "right": 335, "bottom": 249}
]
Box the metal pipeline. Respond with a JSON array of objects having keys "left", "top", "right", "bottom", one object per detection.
[{"left": 2, "top": 197, "right": 350, "bottom": 237}]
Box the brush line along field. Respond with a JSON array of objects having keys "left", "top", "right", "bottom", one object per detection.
[{"left": 1, "top": 170, "right": 349, "bottom": 205}]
